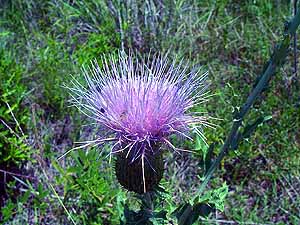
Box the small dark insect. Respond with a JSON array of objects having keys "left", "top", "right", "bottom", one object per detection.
[
  {"left": 120, "top": 111, "right": 127, "bottom": 121},
  {"left": 100, "top": 108, "right": 105, "bottom": 113}
]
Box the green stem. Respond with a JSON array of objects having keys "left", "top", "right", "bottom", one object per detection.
[{"left": 193, "top": 7, "right": 300, "bottom": 202}]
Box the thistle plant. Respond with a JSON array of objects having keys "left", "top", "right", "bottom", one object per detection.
[{"left": 66, "top": 52, "right": 211, "bottom": 194}]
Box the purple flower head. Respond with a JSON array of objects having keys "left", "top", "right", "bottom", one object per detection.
[{"left": 68, "top": 51, "right": 211, "bottom": 192}]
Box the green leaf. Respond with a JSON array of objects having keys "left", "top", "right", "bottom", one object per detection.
[{"left": 173, "top": 202, "right": 214, "bottom": 225}]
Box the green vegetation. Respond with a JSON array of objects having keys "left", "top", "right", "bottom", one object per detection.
[
  {"left": 0, "top": 0, "right": 299, "bottom": 224},
  {"left": 0, "top": 50, "right": 31, "bottom": 165}
]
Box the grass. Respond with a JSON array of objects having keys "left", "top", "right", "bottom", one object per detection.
[{"left": 0, "top": 0, "right": 299, "bottom": 224}]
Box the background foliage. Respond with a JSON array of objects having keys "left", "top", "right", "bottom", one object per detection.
[{"left": 0, "top": 0, "right": 299, "bottom": 224}]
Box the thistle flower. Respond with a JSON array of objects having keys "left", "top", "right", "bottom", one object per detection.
[{"left": 67, "top": 51, "right": 211, "bottom": 194}]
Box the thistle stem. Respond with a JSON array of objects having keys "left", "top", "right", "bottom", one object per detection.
[{"left": 194, "top": 6, "right": 300, "bottom": 201}]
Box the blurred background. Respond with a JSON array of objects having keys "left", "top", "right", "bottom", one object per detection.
[{"left": 0, "top": 0, "right": 299, "bottom": 224}]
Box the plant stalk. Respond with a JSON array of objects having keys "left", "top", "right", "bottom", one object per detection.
[{"left": 193, "top": 6, "right": 300, "bottom": 201}]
